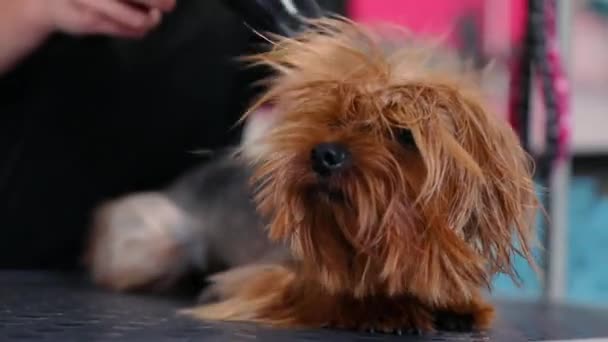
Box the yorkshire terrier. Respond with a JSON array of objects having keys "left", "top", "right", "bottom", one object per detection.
[{"left": 86, "top": 18, "right": 538, "bottom": 334}]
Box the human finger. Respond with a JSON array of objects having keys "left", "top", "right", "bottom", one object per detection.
[
  {"left": 74, "top": 0, "right": 154, "bottom": 30},
  {"left": 123, "top": 0, "right": 176, "bottom": 12}
]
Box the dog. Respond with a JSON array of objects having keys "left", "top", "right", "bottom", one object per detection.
[
  {"left": 87, "top": 18, "right": 539, "bottom": 334},
  {"left": 182, "top": 18, "right": 539, "bottom": 333}
]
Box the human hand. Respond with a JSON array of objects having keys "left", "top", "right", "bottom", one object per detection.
[{"left": 35, "top": 0, "right": 176, "bottom": 38}]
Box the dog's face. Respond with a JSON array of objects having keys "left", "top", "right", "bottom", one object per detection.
[{"left": 247, "top": 19, "right": 538, "bottom": 306}]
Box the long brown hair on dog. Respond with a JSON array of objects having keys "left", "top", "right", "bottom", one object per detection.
[{"left": 185, "top": 17, "right": 539, "bottom": 333}]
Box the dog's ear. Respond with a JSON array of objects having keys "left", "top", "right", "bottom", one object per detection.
[
  {"left": 378, "top": 84, "right": 539, "bottom": 305},
  {"left": 443, "top": 88, "right": 540, "bottom": 282}
]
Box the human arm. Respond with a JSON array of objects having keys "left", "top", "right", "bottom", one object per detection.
[{"left": 0, "top": 0, "right": 175, "bottom": 75}]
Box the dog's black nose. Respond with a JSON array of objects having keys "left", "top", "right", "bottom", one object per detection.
[{"left": 311, "top": 143, "right": 350, "bottom": 176}]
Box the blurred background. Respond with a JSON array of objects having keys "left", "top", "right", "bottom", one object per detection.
[
  {"left": 2, "top": 0, "right": 606, "bottom": 309},
  {"left": 340, "top": 0, "right": 608, "bottom": 307}
]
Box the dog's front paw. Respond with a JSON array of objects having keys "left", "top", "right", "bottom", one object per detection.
[
  {"left": 365, "top": 327, "right": 423, "bottom": 336},
  {"left": 434, "top": 297, "right": 495, "bottom": 332},
  {"left": 84, "top": 192, "right": 195, "bottom": 292},
  {"left": 355, "top": 303, "right": 435, "bottom": 336},
  {"left": 434, "top": 311, "right": 474, "bottom": 332}
]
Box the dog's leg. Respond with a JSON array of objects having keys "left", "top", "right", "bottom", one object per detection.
[
  {"left": 184, "top": 264, "right": 440, "bottom": 333},
  {"left": 183, "top": 264, "right": 313, "bottom": 327}
]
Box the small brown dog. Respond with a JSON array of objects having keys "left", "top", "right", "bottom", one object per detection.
[{"left": 183, "top": 18, "right": 539, "bottom": 333}]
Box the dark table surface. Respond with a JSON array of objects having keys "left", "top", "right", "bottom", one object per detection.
[{"left": 1, "top": 271, "right": 607, "bottom": 341}]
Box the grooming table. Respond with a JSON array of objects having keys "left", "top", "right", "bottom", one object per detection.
[{"left": 1, "top": 271, "right": 607, "bottom": 341}]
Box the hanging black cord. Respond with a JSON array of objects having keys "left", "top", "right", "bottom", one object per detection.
[
  {"left": 528, "top": 0, "right": 565, "bottom": 285},
  {"left": 531, "top": 0, "right": 560, "bottom": 184},
  {"left": 526, "top": 0, "right": 552, "bottom": 281},
  {"left": 514, "top": 0, "right": 536, "bottom": 152}
]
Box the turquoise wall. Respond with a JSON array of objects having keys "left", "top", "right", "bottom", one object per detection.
[{"left": 493, "top": 177, "right": 608, "bottom": 306}]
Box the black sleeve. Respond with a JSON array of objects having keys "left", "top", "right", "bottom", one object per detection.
[{"left": 0, "top": 0, "right": 266, "bottom": 269}]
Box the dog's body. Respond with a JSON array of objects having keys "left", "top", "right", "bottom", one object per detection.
[{"left": 87, "top": 18, "right": 538, "bottom": 334}]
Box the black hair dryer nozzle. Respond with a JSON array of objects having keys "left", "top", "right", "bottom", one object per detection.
[{"left": 222, "top": 0, "right": 325, "bottom": 37}]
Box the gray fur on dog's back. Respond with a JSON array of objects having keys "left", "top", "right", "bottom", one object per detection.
[{"left": 166, "top": 150, "right": 288, "bottom": 274}]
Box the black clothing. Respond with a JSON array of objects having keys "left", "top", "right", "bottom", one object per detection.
[{"left": 0, "top": 1, "right": 260, "bottom": 269}]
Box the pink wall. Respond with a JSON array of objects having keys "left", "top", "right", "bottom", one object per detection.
[
  {"left": 349, "top": 0, "right": 483, "bottom": 35},
  {"left": 348, "top": 0, "right": 527, "bottom": 52}
]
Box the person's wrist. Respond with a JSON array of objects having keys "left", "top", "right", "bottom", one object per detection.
[{"left": 21, "top": 0, "right": 54, "bottom": 39}]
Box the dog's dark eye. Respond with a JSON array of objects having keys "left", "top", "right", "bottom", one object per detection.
[{"left": 397, "top": 129, "right": 416, "bottom": 148}]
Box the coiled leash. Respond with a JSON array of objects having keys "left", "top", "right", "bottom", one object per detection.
[{"left": 508, "top": 0, "right": 571, "bottom": 293}]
